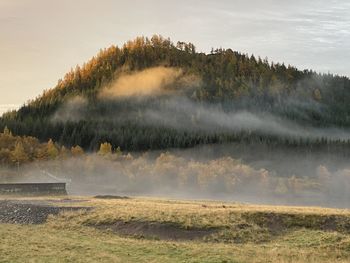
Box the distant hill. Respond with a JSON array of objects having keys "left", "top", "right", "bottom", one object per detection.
[{"left": 2, "top": 35, "right": 350, "bottom": 151}]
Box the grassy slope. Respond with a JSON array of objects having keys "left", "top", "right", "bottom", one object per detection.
[{"left": 0, "top": 197, "right": 350, "bottom": 263}]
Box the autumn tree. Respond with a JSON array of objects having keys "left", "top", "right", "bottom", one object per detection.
[
  {"left": 59, "top": 146, "right": 70, "bottom": 159},
  {"left": 115, "top": 146, "right": 122, "bottom": 156},
  {"left": 36, "top": 145, "right": 49, "bottom": 161},
  {"left": 47, "top": 139, "right": 59, "bottom": 159},
  {"left": 11, "top": 141, "right": 29, "bottom": 164},
  {"left": 71, "top": 145, "right": 84, "bottom": 157},
  {"left": 0, "top": 149, "right": 11, "bottom": 165},
  {"left": 98, "top": 142, "right": 112, "bottom": 156}
]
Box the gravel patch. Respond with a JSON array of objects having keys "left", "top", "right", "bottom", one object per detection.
[{"left": 0, "top": 200, "right": 89, "bottom": 224}]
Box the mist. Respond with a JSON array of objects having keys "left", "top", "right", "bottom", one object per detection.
[
  {"left": 38, "top": 66, "right": 350, "bottom": 208},
  {"left": 1, "top": 143, "right": 350, "bottom": 208},
  {"left": 52, "top": 96, "right": 88, "bottom": 123},
  {"left": 141, "top": 96, "right": 350, "bottom": 141},
  {"left": 48, "top": 66, "right": 350, "bottom": 143},
  {"left": 99, "top": 66, "right": 200, "bottom": 98},
  {"left": 52, "top": 94, "right": 350, "bottom": 142}
]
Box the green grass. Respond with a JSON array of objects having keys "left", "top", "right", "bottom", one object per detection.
[
  {"left": 1, "top": 196, "right": 350, "bottom": 263},
  {"left": 0, "top": 224, "right": 240, "bottom": 263}
]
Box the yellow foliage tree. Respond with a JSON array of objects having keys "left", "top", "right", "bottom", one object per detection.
[
  {"left": 47, "top": 139, "right": 59, "bottom": 159},
  {"left": 115, "top": 146, "right": 122, "bottom": 156},
  {"left": 0, "top": 149, "right": 11, "bottom": 165},
  {"left": 98, "top": 142, "right": 112, "bottom": 156},
  {"left": 36, "top": 146, "right": 48, "bottom": 160},
  {"left": 59, "top": 146, "right": 70, "bottom": 159},
  {"left": 11, "top": 141, "right": 29, "bottom": 164},
  {"left": 71, "top": 145, "right": 84, "bottom": 157}
]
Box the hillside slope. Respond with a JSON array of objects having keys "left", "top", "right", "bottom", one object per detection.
[{"left": 2, "top": 35, "right": 350, "bottom": 151}]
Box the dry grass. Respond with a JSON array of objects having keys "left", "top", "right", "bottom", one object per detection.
[{"left": 0, "top": 196, "right": 350, "bottom": 262}]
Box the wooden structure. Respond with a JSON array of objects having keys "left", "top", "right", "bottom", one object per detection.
[{"left": 0, "top": 183, "right": 67, "bottom": 195}]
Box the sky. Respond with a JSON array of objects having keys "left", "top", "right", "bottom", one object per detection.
[{"left": 1, "top": 0, "right": 350, "bottom": 114}]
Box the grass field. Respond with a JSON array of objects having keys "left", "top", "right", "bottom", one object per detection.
[{"left": 1, "top": 196, "right": 350, "bottom": 262}]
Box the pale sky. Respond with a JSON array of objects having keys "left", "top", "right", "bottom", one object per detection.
[{"left": 1, "top": 0, "right": 350, "bottom": 114}]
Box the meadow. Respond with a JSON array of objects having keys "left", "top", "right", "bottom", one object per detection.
[{"left": 0, "top": 196, "right": 350, "bottom": 263}]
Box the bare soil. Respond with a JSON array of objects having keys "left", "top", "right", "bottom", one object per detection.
[
  {"left": 243, "top": 211, "right": 350, "bottom": 234},
  {"left": 94, "top": 220, "right": 219, "bottom": 241}
]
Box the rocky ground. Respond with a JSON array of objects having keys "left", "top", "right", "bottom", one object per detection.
[{"left": 0, "top": 200, "right": 89, "bottom": 224}]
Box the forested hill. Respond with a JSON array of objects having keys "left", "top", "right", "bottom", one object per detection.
[{"left": 1, "top": 35, "right": 350, "bottom": 151}]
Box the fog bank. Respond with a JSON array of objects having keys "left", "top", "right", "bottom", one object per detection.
[{"left": 2, "top": 144, "right": 350, "bottom": 208}]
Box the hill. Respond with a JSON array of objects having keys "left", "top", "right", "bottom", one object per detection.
[{"left": 2, "top": 35, "right": 350, "bottom": 151}]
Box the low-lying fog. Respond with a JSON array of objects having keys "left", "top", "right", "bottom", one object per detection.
[{"left": 2, "top": 143, "right": 350, "bottom": 209}]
